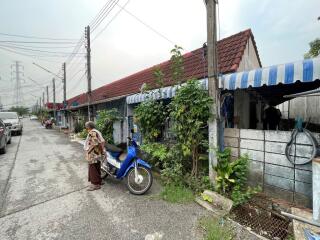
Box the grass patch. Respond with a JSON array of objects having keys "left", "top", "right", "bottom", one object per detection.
[
  {"left": 200, "top": 217, "right": 234, "bottom": 240},
  {"left": 160, "top": 184, "right": 194, "bottom": 203}
]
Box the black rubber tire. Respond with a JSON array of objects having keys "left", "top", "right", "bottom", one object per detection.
[
  {"left": 0, "top": 142, "right": 7, "bottom": 154},
  {"left": 126, "top": 166, "right": 153, "bottom": 195}
]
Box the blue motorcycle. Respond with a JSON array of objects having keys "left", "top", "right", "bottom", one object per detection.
[{"left": 101, "top": 137, "right": 153, "bottom": 195}]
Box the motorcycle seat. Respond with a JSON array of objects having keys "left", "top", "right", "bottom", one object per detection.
[
  {"left": 105, "top": 143, "right": 123, "bottom": 153},
  {"left": 118, "top": 153, "right": 127, "bottom": 162}
]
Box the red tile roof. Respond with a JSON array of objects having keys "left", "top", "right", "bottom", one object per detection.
[
  {"left": 45, "top": 102, "right": 64, "bottom": 110},
  {"left": 67, "top": 29, "right": 260, "bottom": 108}
]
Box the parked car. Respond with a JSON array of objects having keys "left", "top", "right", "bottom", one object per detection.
[
  {"left": 30, "top": 115, "right": 38, "bottom": 120},
  {"left": 0, "top": 112, "right": 23, "bottom": 135},
  {"left": 0, "top": 119, "right": 12, "bottom": 154}
]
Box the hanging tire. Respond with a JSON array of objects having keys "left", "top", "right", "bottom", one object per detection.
[{"left": 126, "top": 166, "right": 153, "bottom": 195}]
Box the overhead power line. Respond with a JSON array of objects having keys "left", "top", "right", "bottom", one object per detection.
[
  {"left": 91, "top": 0, "right": 120, "bottom": 33},
  {"left": 114, "top": 2, "right": 176, "bottom": 46},
  {"left": 92, "top": 0, "right": 131, "bottom": 42},
  {"left": 0, "top": 32, "right": 78, "bottom": 41},
  {"left": 90, "top": 0, "right": 114, "bottom": 29},
  {"left": 0, "top": 44, "right": 86, "bottom": 55},
  {"left": 0, "top": 42, "right": 80, "bottom": 49},
  {"left": 0, "top": 40, "right": 77, "bottom": 45},
  {"left": 0, "top": 45, "right": 83, "bottom": 58}
]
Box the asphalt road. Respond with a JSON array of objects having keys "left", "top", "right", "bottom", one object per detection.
[{"left": 0, "top": 119, "right": 207, "bottom": 240}]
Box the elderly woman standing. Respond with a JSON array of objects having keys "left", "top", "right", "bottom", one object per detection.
[{"left": 84, "top": 121, "right": 105, "bottom": 191}]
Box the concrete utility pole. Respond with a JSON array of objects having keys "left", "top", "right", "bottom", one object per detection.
[
  {"left": 43, "top": 92, "right": 45, "bottom": 108},
  {"left": 206, "top": 0, "right": 220, "bottom": 183},
  {"left": 62, "top": 62, "right": 67, "bottom": 126},
  {"left": 46, "top": 86, "right": 49, "bottom": 107},
  {"left": 85, "top": 25, "right": 92, "bottom": 121},
  {"left": 52, "top": 78, "right": 56, "bottom": 122},
  {"left": 62, "top": 63, "right": 67, "bottom": 107}
]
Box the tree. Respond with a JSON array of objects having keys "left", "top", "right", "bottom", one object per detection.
[
  {"left": 304, "top": 38, "right": 320, "bottom": 59},
  {"left": 9, "top": 106, "right": 29, "bottom": 116},
  {"left": 170, "top": 45, "right": 184, "bottom": 85},
  {"left": 170, "top": 80, "right": 213, "bottom": 177},
  {"left": 95, "top": 109, "right": 120, "bottom": 144}
]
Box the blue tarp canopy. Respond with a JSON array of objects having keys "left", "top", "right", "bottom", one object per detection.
[
  {"left": 220, "top": 58, "right": 320, "bottom": 90},
  {"left": 126, "top": 58, "right": 320, "bottom": 105}
]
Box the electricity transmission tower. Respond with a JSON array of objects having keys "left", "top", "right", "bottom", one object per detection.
[
  {"left": 0, "top": 96, "right": 3, "bottom": 111},
  {"left": 11, "top": 61, "right": 24, "bottom": 106}
]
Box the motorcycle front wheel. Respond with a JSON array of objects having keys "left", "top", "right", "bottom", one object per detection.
[{"left": 126, "top": 166, "right": 153, "bottom": 195}]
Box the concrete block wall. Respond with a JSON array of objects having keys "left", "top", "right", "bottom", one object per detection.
[{"left": 224, "top": 128, "right": 320, "bottom": 207}]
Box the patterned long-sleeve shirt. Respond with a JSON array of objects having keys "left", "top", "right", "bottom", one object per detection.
[{"left": 85, "top": 130, "right": 104, "bottom": 164}]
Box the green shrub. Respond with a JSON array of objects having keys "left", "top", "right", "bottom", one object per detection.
[
  {"left": 140, "top": 143, "right": 170, "bottom": 167},
  {"left": 215, "top": 148, "right": 260, "bottom": 206},
  {"left": 160, "top": 184, "right": 194, "bottom": 203},
  {"left": 96, "top": 109, "right": 120, "bottom": 144},
  {"left": 184, "top": 174, "right": 214, "bottom": 194},
  {"left": 169, "top": 79, "right": 213, "bottom": 177},
  {"left": 77, "top": 129, "right": 87, "bottom": 139},
  {"left": 134, "top": 99, "right": 167, "bottom": 143},
  {"left": 74, "top": 120, "right": 85, "bottom": 133},
  {"left": 231, "top": 185, "right": 261, "bottom": 207}
]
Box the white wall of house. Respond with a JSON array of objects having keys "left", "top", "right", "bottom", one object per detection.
[
  {"left": 233, "top": 38, "right": 261, "bottom": 129},
  {"left": 279, "top": 94, "right": 320, "bottom": 123},
  {"left": 237, "top": 37, "right": 261, "bottom": 72}
]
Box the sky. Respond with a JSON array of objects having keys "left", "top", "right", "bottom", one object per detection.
[{"left": 0, "top": 0, "right": 319, "bottom": 108}]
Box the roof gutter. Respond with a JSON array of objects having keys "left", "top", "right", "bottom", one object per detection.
[{"left": 65, "top": 94, "right": 131, "bottom": 111}]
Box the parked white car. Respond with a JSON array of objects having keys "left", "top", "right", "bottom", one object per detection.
[
  {"left": 30, "top": 115, "right": 38, "bottom": 120},
  {"left": 0, "top": 112, "right": 23, "bottom": 135}
]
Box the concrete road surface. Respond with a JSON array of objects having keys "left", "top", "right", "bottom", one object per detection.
[{"left": 0, "top": 119, "right": 207, "bottom": 240}]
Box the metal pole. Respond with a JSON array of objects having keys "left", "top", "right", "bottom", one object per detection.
[
  {"left": 313, "top": 157, "right": 320, "bottom": 221},
  {"left": 281, "top": 211, "right": 320, "bottom": 227},
  {"left": 85, "top": 26, "right": 92, "bottom": 121},
  {"left": 206, "top": 0, "right": 220, "bottom": 183}
]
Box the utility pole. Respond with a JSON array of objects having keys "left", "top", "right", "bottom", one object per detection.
[
  {"left": 43, "top": 92, "right": 45, "bottom": 108},
  {"left": 62, "top": 62, "right": 67, "bottom": 126},
  {"left": 46, "top": 86, "right": 49, "bottom": 108},
  {"left": 52, "top": 78, "right": 56, "bottom": 122},
  {"left": 85, "top": 25, "right": 92, "bottom": 121},
  {"left": 206, "top": 0, "right": 220, "bottom": 183}
]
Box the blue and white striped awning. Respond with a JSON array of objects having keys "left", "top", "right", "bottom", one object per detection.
[
  {"left": 126, "top": 58, "right": 320, "bottom": 104},
  {"left": 220, "top": 58, "right": 320, "bottom": 90},
  {"left": 126, "top": 78, "right": 208, "bottom": 104}
]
